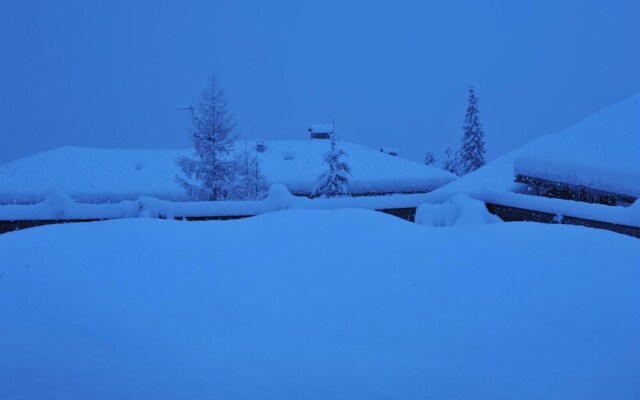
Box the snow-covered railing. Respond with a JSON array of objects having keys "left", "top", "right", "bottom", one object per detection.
[
  {"left": 514, "top": 174, "right": 637, "bottom": 206},
  {"left": 2, "top": 185, "right": 638, "bottom": 238},
  {"left": 0, "top": 185, "right": 434, "bottom": 223}
]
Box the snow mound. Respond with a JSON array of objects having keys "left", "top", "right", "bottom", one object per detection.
[
  {"left": 264, "top": 183, "right": 295, "bottom": 210},
  {"left": 41, "top": 187, "right": 76, "bottom": 219},
  {"left": 628, "top": 199, "right": 640, "bottom": 226},
  {"left": 416, "top": 194, "right": 502, "bottom": 227}
]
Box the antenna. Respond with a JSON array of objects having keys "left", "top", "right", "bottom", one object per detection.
[
  {"left": 177, "top": 102, "right": 195, "bottom": 136},
  {"left": 332, "top": 117, "right": 335, "bottom": 140}
]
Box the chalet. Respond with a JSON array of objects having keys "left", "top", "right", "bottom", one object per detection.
[
  {"left": 308, "top": 124, "right": 333, "bottom": 140},
  {"left": 0, "top": 140, "right": 457, "bottom": 205},
  {"left": 423, "top": 92, "right": 640, "bottom": 237}
]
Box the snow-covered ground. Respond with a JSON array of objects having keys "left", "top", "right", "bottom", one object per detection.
[
  {"left": 1, "top": 210, "right": 639, "bottom": 399},
  {"left": 0, "top": 140, "right": 456, "bottom": 204}
]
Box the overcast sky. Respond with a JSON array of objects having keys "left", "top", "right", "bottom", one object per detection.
[{"left": 1, "top": 0, "right": 639, "bottom": 164}]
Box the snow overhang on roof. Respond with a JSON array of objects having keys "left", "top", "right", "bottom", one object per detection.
[{"left": 512, "top": 93, "right": 640, "bottom": 198}]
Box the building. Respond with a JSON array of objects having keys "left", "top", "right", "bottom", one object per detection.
[
  {"left": 423, "top": 92, "right": 640, "bottom": 236},
  {"left": 308, "top": 124, "right": 333, "bottom": 140},
  {"left": 0, "top": 140, "right": 457, "bottom": 204}
]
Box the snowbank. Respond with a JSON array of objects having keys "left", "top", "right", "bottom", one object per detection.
[
  {"left": 0, "top": 210, "right": 638, "bottom": 399},
  {"left": 416, "top": 194, "right": 502, "bottom": 226}
]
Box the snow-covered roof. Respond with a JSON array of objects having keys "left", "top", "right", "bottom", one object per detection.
[
  {"left": 308, "top": 124, "right": 333, "bottom": 133},
  {"left": 513, "top": 93, "right": 639, "bottom": 197},
  {"left": 422, "top": 93, "right": 640, "bottom": 227},
  {"left": 0, "top": 140, "right": 457, "bottom": 204}
]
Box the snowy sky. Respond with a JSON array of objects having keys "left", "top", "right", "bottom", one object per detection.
[{"left": 1, "top": 0, "right": 639, "bottom": 164}]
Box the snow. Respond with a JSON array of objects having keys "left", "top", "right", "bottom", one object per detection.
[
  {"left": 0, "top": 192, "right": 140, "bottom": 221},
  {"left": 513, "top": 93, "right": 639, "bottom": 197},
  {"left": 3, "top": 183, "right": 639, "bottom": 226},
  {"left": 422, "top": 93, "right": 640, "bottom": 228},
  {"left": 416, "top": 194, "right": 502, "bottom": 226},
  {"left": 0, "top": 184, "right": 427, "bottom": 221},
  {"left": 481, "top": 191, "right": 640, "bottom": 227},
  {"left": 0, "top": 147, "right": 185, "bottom": 204},
  {"left": 0, "top": 184, "right": 351, "bottom": 220},
  {"left": 262, "top": 183, "right": 295, "bottom": 210},
  {"left": 421, "top": 151, "right": 639, "bottom": 227},
  {"left": 0, "top": 140, "right": 456, "bottom": 204},
  {"left": 0, "top": 209, "right": 638, "bottom": 399},
  {"left": 0, "top": 184, "right": 287, "bottom": 221}
]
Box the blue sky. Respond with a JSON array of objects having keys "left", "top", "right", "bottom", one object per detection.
[{"left": 1, "top": 0, "right": 638, "bottom": 164}]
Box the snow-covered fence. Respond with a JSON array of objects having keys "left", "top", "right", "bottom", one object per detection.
[
  {"left": 0, "top": 185, "right": 429, "bottom": 233},
  {"left": 1, "top": 185, "right": 638, "bottom": 238},
  {"left": 485, "top": 203, "right": 640, "bottom": 238},
  {"left": 515, "top": 174, "right": 637, "bottom": 206}
]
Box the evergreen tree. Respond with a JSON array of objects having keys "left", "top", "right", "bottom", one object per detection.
[
  {"left": 441, "top": 147, "right": 460, "bottom": 175},
  {"left": 176, "top": 72, "right": 238, "bottom": 200},
  {"left": 314, "top": 132, "right": 351, "bottom": 197},
  {"left": 424, "top": 151, "right": 436, "bottom": 166},
  {"left": 459, "top": 85, "right": 486, "bottom": 175},
  {"left": 233, "top": 140, "right": 268, "bottom": 200}
]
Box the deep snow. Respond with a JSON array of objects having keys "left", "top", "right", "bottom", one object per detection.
[
  {"left": 0, "top": 140, "right": 456, "bottom": 204},
  {"left": 2, "top": 183, "right": 638, "bottom": 230},
  {"left": 513, "top": 93, "right": 639, "bottom": 197},
  {"left": 426, "top": 93, "right": 640, "bottom": 205},
  {"left": 421, "top": 93, "right": 640, "bottom": 228},
  {"left": 1, "top": 210, "right": 639, "bottom": 399}
]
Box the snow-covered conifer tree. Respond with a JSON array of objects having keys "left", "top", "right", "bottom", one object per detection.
[
  {"left": 176, "top": 73, "right": 238, "bottom": 200},
  {"left": 314, "top": 132, "right": 351, "bottom": 197},
  {"left": 442, "top": 147, "right": 460, "bottom": 175},
  {"left": 459, "top": 86, "right": 486, "bottom": 175},
  {"left": 424, "top": 151, "right": 436, "bottom": 166},
  {"left": 233, "top": 140, "right": 268, "bottom": 200}
]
